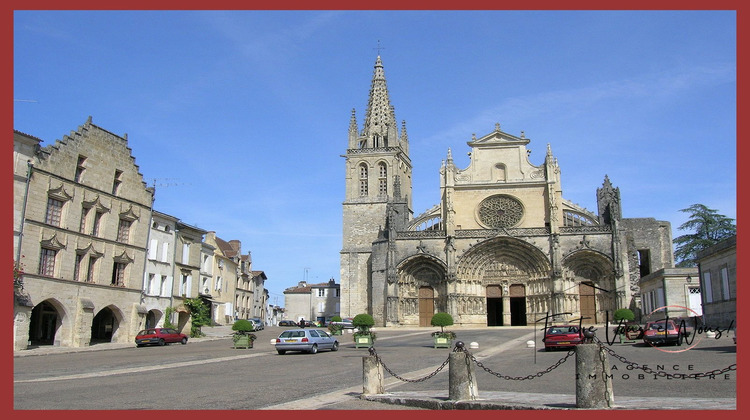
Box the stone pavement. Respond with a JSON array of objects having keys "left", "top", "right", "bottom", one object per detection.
[{"left": 13, "top": 325, "right": 736, "bottom": 410}]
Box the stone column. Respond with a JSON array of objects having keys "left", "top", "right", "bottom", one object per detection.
[
  {"left": 449, "top": 344, "right": 478, "bottom": 400},
  {"left": 362, "top": 354, "right": 384, "bottom": 395},
  {"left": 502, "top": 296, "right": 511, "bottom": 325},
  {"left": 575, "top": 343, "right": 615, "bottom": 408}
]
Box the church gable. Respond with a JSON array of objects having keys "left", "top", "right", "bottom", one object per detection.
[{"left": 457, "top": 124, "right": 540, "bottom": 185}]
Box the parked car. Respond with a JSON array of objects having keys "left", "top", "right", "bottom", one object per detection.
[
  {"left": 542, "top": 325, "right": 583, "bottom": 351},
  {"left": 249, "top": 318, "right": 264, "bottom": 331},
  {"left": 274, "top": 328, "right": 339, "bottom": 355},
  {"left": 613, "top": 321, "right": 644, "bottom": 340},
  {"left": 330, "top": 317, "right": 355, "bottom": 330},
  {"left": 297, "top": 320, "right": 315, "bottom": 327},
  {"left": 135, "top": 328, "right": 188, "bottom": 347},
  {"left": 642, "top": 320, "right": 683, "bottom": 346},
  {"left": 278, "top": 320, "right": 296, "bottom": 327}
]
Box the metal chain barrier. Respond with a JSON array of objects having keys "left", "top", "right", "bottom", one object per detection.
[
  {"left": 461, "top": 346, "right": 576, "bottom": 380},
  {"left": 369, "top": 347, "right": 451, "bottom": 383},
  {"left": 368, "top": 339, "right": 736, "bottom": 385},
  {"left": 594, "top": 338, "right": 737, "bottom": 379}
]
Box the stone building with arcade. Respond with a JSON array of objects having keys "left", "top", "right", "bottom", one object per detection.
[{"left": 340, "top": 56, "right": 674, "bottom": 327}]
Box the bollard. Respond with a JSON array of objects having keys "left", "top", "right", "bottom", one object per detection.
[
  {"left": 448, "top": 342, "right": 478, "bottom": 401},
  {"left": 362, "top": 349, "right": 384, "bottom": 395},
  {"left": 575, "top": 343, "right": 615, "bottom": 408}
]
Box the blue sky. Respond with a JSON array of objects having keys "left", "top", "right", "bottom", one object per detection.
[{"left": 13, "top": 10, "right": 736, "bottom": 305}]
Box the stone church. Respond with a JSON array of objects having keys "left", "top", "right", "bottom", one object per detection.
[{"left": 340, "top": 56, "right": 674, "bottom": 327}]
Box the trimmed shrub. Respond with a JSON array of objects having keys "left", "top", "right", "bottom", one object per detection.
[
  {"left": 430, "top": 312, "right": 454, "bottom": 332},
  {"left": 613, "top": 308, "right": 635, "bottom": 322},
  {"left": 232, "top": 319, "right": 255, "bottom": 333},
  {"left": 352, "top": 313, "right": 375, "bottom": 331}
]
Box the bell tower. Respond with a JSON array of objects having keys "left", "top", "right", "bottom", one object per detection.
[{"left": 340, "top": 55, "right": 412, "bottom": 318}]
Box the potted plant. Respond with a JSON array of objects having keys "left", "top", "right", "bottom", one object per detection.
[
  {"left": 328, "top": 315, "right": 343, "bottom": 336},
  {"left": 231, "top": 319, "right": 257, "bottom": 349},
  {"left": 352, "top": 313, "right": 376, "bottom": 348},
  {"left": 612, "top": 308, "right": 637, "bottom": 343},
  {"left": 431, "top": 312, "right": 456, "bottom": 348}
]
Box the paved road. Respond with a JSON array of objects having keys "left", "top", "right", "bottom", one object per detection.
[{"left": 13, "top": 325, "right": 736, "bottom": 410}]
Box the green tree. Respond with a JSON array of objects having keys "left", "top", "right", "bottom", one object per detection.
[
  {"left": 184, "top": 298, "right": 210, "bottom": 338},
  {"left": 673, "top": 204, "right": 735, "bottom": 267}
]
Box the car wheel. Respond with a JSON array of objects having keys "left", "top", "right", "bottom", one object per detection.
[
  {"left": 136, "top": 344, "right": 144, "bottom": 348},
  {"left": 676, "top": 335, "right": 683, "bottom": 346},
  {"left": 309, "top": 344, "right": 318, "bottom": 354},
  {"left": 158, "top": 338, "right": 165, "bottom": 346},
  {"left": 181, "top": 337, "right": 188, "bottom": 345},
  {"left": 331, "top": 341, "right": 339, "bottom": 352},
  {"left": 277, "top": 350, "right": 286, "bottom": 355}
]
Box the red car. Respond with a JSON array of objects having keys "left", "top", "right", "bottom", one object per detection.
[
  {"left": 135, "top": 327, "right": 188, "bottom": 347},
  {"left": 543, "top": 325, "right": 583, "bottom": 351},
  {"left": 642, "top": 320, "right": 683, "bottom": 346}
]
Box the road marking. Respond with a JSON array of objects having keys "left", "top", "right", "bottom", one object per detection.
[{"left": 13, "top": 352, "right": 267, "bottom": 383}]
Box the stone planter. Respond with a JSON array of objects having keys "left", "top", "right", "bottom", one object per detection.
[
  {"left": 433, "top": 336, "right": 452, "bottom": 348},
  {"left": 354, "top": 334, "right": 374, "bottom": 348},
  {"left": 233, "top": 334, "right": 254, "bottom": 349}
]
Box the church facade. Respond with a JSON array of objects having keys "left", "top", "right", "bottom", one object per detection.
[{"left": 340, "top": 56, "right": 674, "bottom": 327}]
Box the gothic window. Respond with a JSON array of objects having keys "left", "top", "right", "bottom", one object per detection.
[
  {"left": 45, "top": 198, "right": 63, "bottom": 227},
  {"left": 74, "top": 253, "right": 84, "bottom": 281},
  {"left": 359, "top": 164, "right": 369, "bottom": 196},
  {"left": 378, "top": 162, "right": 387, "bottom": 197},
  {"left": 79, "top": 206, "right": 90, "bottom": 233},
  {"left": 74, "top": 155, "right": 86, "bottom": 183},
  {"left": 87, "top": 256, "right": 98, "bottom": 282},
  {"left": 92, "top": 211, "right": 104, "bottom": 236},
  {"left": 117, "top": 219, "right": 132, "bottom": 243},
  {"left": 477, "top": 195, "right": 524, "bottom": 228},
  {"left": 373, "top": 134, "right": 380, "bottom": 148},
  {"left": 111, "top": 262, "right": 127, "bottom": 286},
  {"left": 112, "top": 170, "right": 123, "bottom": 195},
  {"left": 39, "top": 247, "right": 57, "bottom": 277}
]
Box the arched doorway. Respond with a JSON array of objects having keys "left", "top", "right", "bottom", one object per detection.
[
  {"left": 91, "top": 307, "right": 118, "bottom": 343},
  {"left": 418, "top": 287, "right": 434, "bottom": 327},
  {"left": 29, "top": 300, "right": 60, "bottom": 346},
  {"left": 509, "top": 284, "right": 527, "bottom": 326},
  {"left": 145, "top": 310, "right": 158, "bottom": 329},
  {"left": 486, "top": 285, "right": 503, "bottom": 326},
  {"left": 579, "top": 282, "right": 597, "bottom": 324}
]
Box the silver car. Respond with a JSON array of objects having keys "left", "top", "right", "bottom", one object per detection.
[{"left": 275, "top": 328, "right": 339, "bottom": 355}]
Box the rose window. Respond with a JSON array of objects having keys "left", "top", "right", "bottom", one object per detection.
[{"left": 477, "top": 195, "right": 524, "bottom": 228}]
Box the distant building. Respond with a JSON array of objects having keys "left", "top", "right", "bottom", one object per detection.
[
  {"left": 696, "top": 235, "right": 736, "bottom": 329},
  {"left": 284, "top": 278, "right": 340, "bottom": 324},
  {"left": 143, "top": 211, "right": 180, "bottom": 329},
  {"left": 639, "top": 267, "right": 700, "bottom": 322}
]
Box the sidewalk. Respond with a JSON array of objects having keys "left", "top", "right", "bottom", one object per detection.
[
  {"left": 13, "top": 325, "right": 234, "bottom": 358},
  {"left": 361, "top": 391, "right": 736, "bottom": 410}
]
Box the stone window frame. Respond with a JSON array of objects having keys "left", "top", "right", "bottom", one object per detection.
[
  {"left": 74, "top": 155, "right": 87, "bottom": 183},
  {"left": 378, "top": 162, "right": 388, "bottom": 197},
  {"left": 359, "top": 163, "right": 369, "bottom": 197}
]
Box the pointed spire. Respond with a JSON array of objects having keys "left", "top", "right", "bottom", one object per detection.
[{"left": 363, "top": 55, "right": 397, "bottom": 147}]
